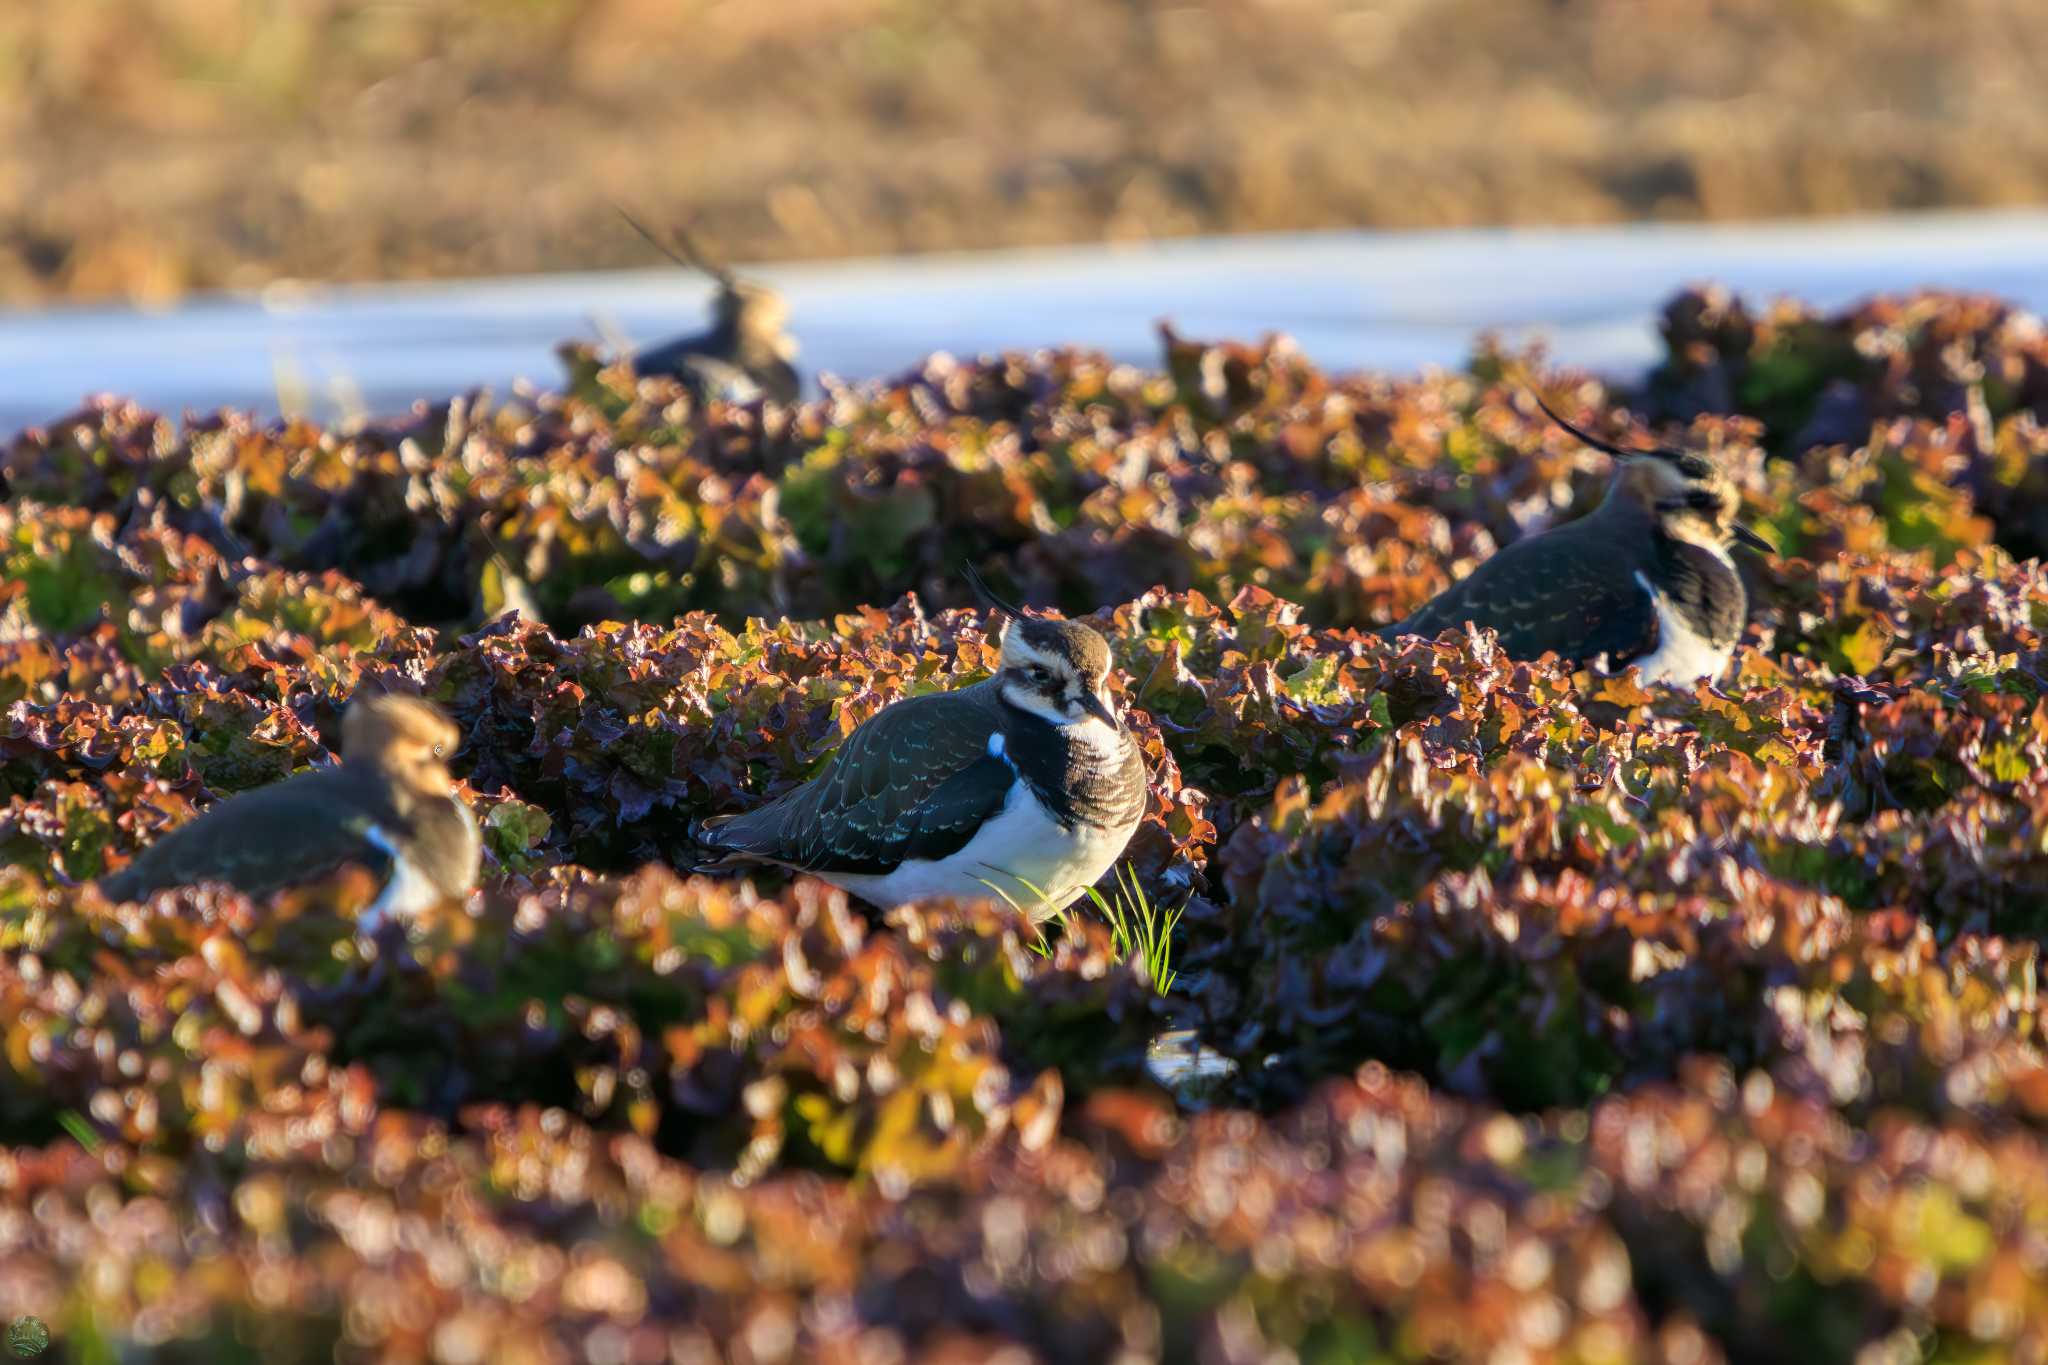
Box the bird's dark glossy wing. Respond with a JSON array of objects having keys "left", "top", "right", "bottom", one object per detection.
[
  {"left": 1385, "top": 523, "right": 1657, "bottom": 666},
  {"left": 100, "top": 771, "right": 394, "bottom": 902},
  {"left": 699, "top": 686, "right": 1016, "bottom": 877},
  {"left": 633, "top": 326, "right": 727, "bottom": 381}
]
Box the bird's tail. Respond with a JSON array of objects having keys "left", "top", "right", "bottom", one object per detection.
[{"left": 683, "top": 813, "right": 750, "bottom": 875}]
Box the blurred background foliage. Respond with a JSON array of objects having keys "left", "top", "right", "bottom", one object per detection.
[{"left": 2, "top": 0, "right": 2046, "bottom": 304}]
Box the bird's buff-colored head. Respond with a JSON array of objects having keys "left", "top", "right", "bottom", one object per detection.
[
  {"left": 341, "top": 693, "right": 461, "bottom": 794},
  {"left": 964, "top": 565, "right": 1121, "bottom": 731},
  {"left": 1536, "top": 394, "right": 1773, "bottom": 556}
]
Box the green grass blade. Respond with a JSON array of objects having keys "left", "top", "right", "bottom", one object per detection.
[{"left": 57, "top": 1109, "right": 101, "bottom": 1154}]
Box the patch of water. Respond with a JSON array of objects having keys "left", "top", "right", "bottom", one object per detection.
[
  {"left": 1145, "top": 1028, "right": 1238, "bottom": 1107},
  {"left": 5, "top": 210, "right": 2047, "bottom": 438}
]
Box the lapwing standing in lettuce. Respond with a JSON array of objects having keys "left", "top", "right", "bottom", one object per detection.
[
  {"left": 613, "top": 210, "right": 800, "bottom": 404},
  {"left": 100, "top": 694, "right": 479, "bottom": 932},
  {"left": 1382, "top": 396, "right": 1772, "bottom": 684},
  {"left": 693, "top": 574, "right": 1148, "bottom": 919}
]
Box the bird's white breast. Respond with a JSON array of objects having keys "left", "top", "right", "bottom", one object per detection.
[
  {"left": 825, "top": 715, "right": 1138, "bottom": 919},
  {"left": 358, "top": 823, "right": 449, "bottom": 934},
  {"left": 1630, "top": 568, "right": 1735, "bottom": 685},
  {"left": 822, "top": 777, "right": 1135, "bottom": 920}
]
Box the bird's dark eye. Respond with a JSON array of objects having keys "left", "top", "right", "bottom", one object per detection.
[
  {"left": 1028, "top": 666, "right": 1052, "bottom": 685},
  {"left": 1676, "top": 455, "right": 1713, "bottom": 480}
]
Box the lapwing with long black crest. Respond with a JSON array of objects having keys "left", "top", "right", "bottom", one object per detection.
[
  {"left": 692, "top": 571, "right": 1149, "bottom": 918},
  {"left": 614, "top": 209, "right": 801, "bottom": 404},
  {"left": 100, "top": 693, "right": 480, "bottom": 933},
  {"left": 1382, "top": 394, "right": 1773, "bottom": 684}
]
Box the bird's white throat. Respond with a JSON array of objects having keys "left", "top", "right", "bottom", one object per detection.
[
  {"left": 1060, "top": 712, "right": 1128, "bottom": 763},
  {"left": 359, "top": 824, "right": 440, "bottom": 933}
]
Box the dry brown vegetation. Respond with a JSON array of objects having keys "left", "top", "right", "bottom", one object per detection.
[{"left": 4, "top": 0, "right": 2047, "bottom": 305}]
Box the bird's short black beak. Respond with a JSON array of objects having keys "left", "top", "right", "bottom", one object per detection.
[
  {"left": 1730, "top": 522, "right": 1774, "bottom": 553},
  {"left": 1079, "top": 691, "right": 1121, "bottom": 729}
]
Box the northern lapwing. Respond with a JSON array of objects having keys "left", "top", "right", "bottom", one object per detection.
[
  {"left": 615, "top": 210, "right": 800, "bottom": 404},
  {"left": 1382, "top": 395, "right": 1772, "bottom": 683},
  {"left": 693, "top": 575, "right": 1149, "bottom": 918},
  {"left": 100, "top": 693, "right": 480, "bottom": 932}
]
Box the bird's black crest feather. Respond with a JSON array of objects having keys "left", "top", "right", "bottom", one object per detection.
[
  {"left": 963, "top": 563, "right": 1026, "bottom": 620},
  {"left": 1532, "top": 392, "right": 1700, "bottom": 473}
]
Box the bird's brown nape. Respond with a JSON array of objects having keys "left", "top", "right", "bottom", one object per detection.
[{"left": 1608, "top": 454, "right": 1700, "bottom": 509}]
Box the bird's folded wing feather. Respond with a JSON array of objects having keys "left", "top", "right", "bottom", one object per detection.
[
  {"left": 634, "top": 329, "right": 731, "bottom": 382},
  {"left": 101, "top": 774, "right": 394, "bottom": 901},
  {"left": 1386, "top": 525, "right": 1657, "bottom": 665},
  {"left": 702, "top": 688, "right": 1016, "bottom": 877}
]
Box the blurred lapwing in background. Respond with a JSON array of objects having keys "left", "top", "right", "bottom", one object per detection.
[
  {"left": 101, "top": 693, "right": 480, "bottom": 933},
  {"left": 693, "top": 570, "right": 1147, "bottom": 918},
  {"left": 613, "top": 210, "right": 801, "bottom": 404},
  {"left": 1383, "top": 395, "right": 1771, "bottom": 684}
]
